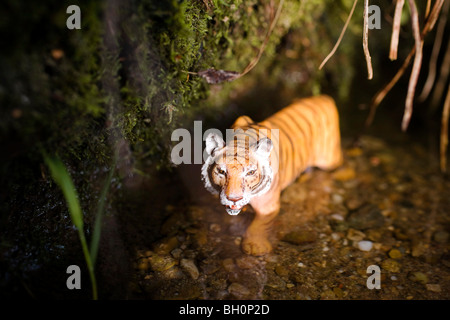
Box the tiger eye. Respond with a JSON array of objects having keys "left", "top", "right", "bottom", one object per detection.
[
  {"left": 246, "top": 170, "right": 256, "bottom": 176},
  {"left": 217, "top": 168, "right": 226, "bottom": 175}
]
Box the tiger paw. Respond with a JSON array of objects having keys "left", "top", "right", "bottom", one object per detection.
[{"left": 241, "top": 235, "right": 272, "bottom": 256}]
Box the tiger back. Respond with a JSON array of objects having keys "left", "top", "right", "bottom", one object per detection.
[{"left": 232, "top": 94, "right": 343, "bottom": 189}]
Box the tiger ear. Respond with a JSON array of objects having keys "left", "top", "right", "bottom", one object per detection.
[
  {"left": 253, "top": 137, "right": 273, "bottom": 158},
  {"left": 205, "top": 132, "right": 225, "bottom": 156}
]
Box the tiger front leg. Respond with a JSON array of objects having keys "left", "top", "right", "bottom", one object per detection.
[{"left": 242, "top": 195, "right": 280, "bottom": 256}]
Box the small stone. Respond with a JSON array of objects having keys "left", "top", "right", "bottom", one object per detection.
[
  {"left": 286, "top": 283, "right": 295, "bottom": 288},
  {"left": 154, "top": 236, "right": 179, "bottom": 255},
  {"left": 331, "top": 193, "right": 344, "bottom": 204},
  {"left": 210, "top": 223, "right": 221, "bottom": 233},
  {"left": 347, "top": 228, "right": 366, "bottom": 242},
  {"left": 333, "top": 287, "right": 344, "bottom": 298},
  {"left": 228, "top": 283, "right": 250, "bottom": 298},
  {"left": 222, "top": 258, "right": 236, "bottom": 272},
  {"left": 282, "top": 230, "right": 317, "bottom": 245},
  {"left": 136, "top": 258, "right": 149, "bottom": 271},
  {"left": 234, "top": 237, "right": 242, "bottom": 246},
  {"left": 149, "top": 254, "right": 177, "bottom": 272},
  {"left": 236, "top": 255, "right": 258, "bottom": 269},
  {"left": 358, "top": 241, "right": 373, "bottom": 252},
  {"left": 320, "top": 289, "right": 337, "bottom": 300},
  {"left": 171, "top": 248, "right": 182, "bottom": 259},
  {"left": 411, "top": 240, "right": 428, "bottom": 257},
  {"left": 381, "top": 259, "right": 400, "bottom": 273},
  {"left": 333, "top": 167, "right": 356, "bottom": 181},
  {"left": 408, "top": 272, "right": 428, "bottom": 284},
  {"left": 275, "top": 265, "right": 289, "bottom": 277},
  {"left": 331, "top": 214, "right": 345, "bottom": 221},
  {"left": 426, "top": 284, "right": 441, "bottom": 292},
  {"left": 433, "top": 231, "right": 449, "bottom": 244},
  {"left": 180, "top": 259, "right": 200, "bottom": 280},
  {"left": 388, "top": 249, "right": 402, "bottom": 259},
  {"left": 347, "top": 204, "right": 385, "bottom": 230}
]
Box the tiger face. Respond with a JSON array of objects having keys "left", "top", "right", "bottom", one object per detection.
[{"left": 202, "top": 133, "right": 274, "bottom": 215}]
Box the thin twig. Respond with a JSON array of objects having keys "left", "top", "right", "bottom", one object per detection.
[
  {"left": 441, "top": 84, "right": 450, "bottom": 172},
  {"left": 402, "top": 0, "right": 423, "bottom": 132},
  {"left": 419, "top": 0, "right": 449, "bottom": 101},
  {"left": 425, "top": 0, "right": 432, "bottom": 19},
  {"left": 389, "top": 0, "right": 405, "bottom": 61},
  {"left": 319, "top": 0, "right": 358, "bottom": 70},
  {"left": 363, "top": 0, "right": 373, "bottom": 79}
]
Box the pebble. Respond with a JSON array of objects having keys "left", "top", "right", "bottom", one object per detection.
[
  {"left": 180, "top": 259, "right": 200, "bottom": 280},
  {"left": 333, "top": 167, "right": 356, "bottom": 181},
  {"left": 358, "top": 241, "right": 373, "bottom": 252},
  {"left": 236, "top": 255, "right": 258, "bottom": 269},
  {"left": 282, "top": 230, "right": 317, "bottom": 245},
  {"left": 275, "top": 265, "right": 289, "bottom": 277},
  {"left": 222, "top": 258, "right": 236, "bottom": 272},
  {"left": 347, "top": 228, "right": 366, "bottom": 242},
  {"left": 425, "top": 284, "right": 441, "bottom": 292},
  {"left": 408, "top": 272, "right": 428, "bottom": 284},
  {"left": 154, "top": 236, "right": 179, "bottom": 255},
  {"left": 228, "top": 283, "right": 250, "bottom": 298},
  {"left": 148, "top": 254, "right": 177, "bottom": 272},
  {"left": 210, "top": 223, "right": 221, "bottom": 233},
  {"left": 331, "top": 193, "right": 344, "bottom": 204},
  {"left": 171, "top": 248, "right": 183, "bottom": 259},
  {"left": 381, "top": 259, "right": 400, "bottom": 273},
  {"left": 433, "top": 231, "right": 449, "bottom": 244},
  {"left": 347, "top": 204, "right": 384, "bottom": 230},
  {"left": 388, "top": 249, "right": 402, "bottom": 259}
]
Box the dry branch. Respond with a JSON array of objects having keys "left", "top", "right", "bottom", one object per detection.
[
  {"left": 402, "top": 0, "right": 423, "bottom": 132},
  {"left": 419, "top": 0, "right": 449, "bottom": 102},
  {"left": 389, "top": 0, "right": 404, "bottom": 61},
  {"left": 363, "top": 0, "right": 373, "bottom": 79}
]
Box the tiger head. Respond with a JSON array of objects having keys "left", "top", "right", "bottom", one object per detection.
[{"left": 201, "top": 132, "right": 274, "bottom": 215}]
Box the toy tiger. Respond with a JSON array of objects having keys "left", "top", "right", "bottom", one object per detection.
[{"left": 202, "top": 95, "right": 343, "bottom": 255}]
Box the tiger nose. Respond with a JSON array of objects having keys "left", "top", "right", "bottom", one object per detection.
[{"left": 227, "top": 196, "right": 243, "bottom": 203}]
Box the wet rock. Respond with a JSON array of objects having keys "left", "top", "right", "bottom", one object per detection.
[
  {"left": 275, "top": 265, "right": 289, "bottom": 277},
  {"left": 210, "top": 223, "right": 221, "bottom": 233},
  {"left": 388, "top": 249, "right": 402, "bottom": 259},
  {"left": 282, "top": 230, "right": 317, "bottom": 245},
  {"left": 228, "top": 283, "right": 250, "bottom": 299},
  {"left": 346, "top": 228, "right": 366, "bottom": 242},
  {"left": 149, "top": 254, "right": 177, "bottom": 272},
  {"left": 408, "top": 272, "right": 428, "bottom": 284},
  {"left": 347, "top": 204, "right": 384, "bottom": 230},
  {"left": 136, "top": 258, "right": 149, "bottom": 271},
  {"left": 358, "top": 241, "right": 373, "bottom": 252},
  {"left": 180, "top": 259, "right": 200, "bottom": 280},
  {"left": 345, "top": 196, "right": 364, "bottom": 211},
  {"left": 236, "top": 255, "right": 259, "bottom": 269},
  {"left": 223, "top": 258, "right": 236, "bottom": 272},
  {"left": 433, "top": 231, "right": 449, "bottom": 244},
  {"left": 411, "top": 240, "right": 428, "bottom": 257},
  {"left": 320, "top": 289, "right": 337, "bottom": 300},
  {"left": 154, "top": 236, "right": 179, "bottom": 255},
  {"left": 171, "top": 248, "right": 183, "bottom": 259},
  {"left": 425, "top": 284, "right": 441, "bottom": 292},
  {"left": 381, "top": 259, "right": 400, "bottom": 273},
  {"left": 333, "top": 167, "right": 356, "bottom": 181},
  {"left": 162, "top": 266, "right": 184, "bottom": 279}
]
